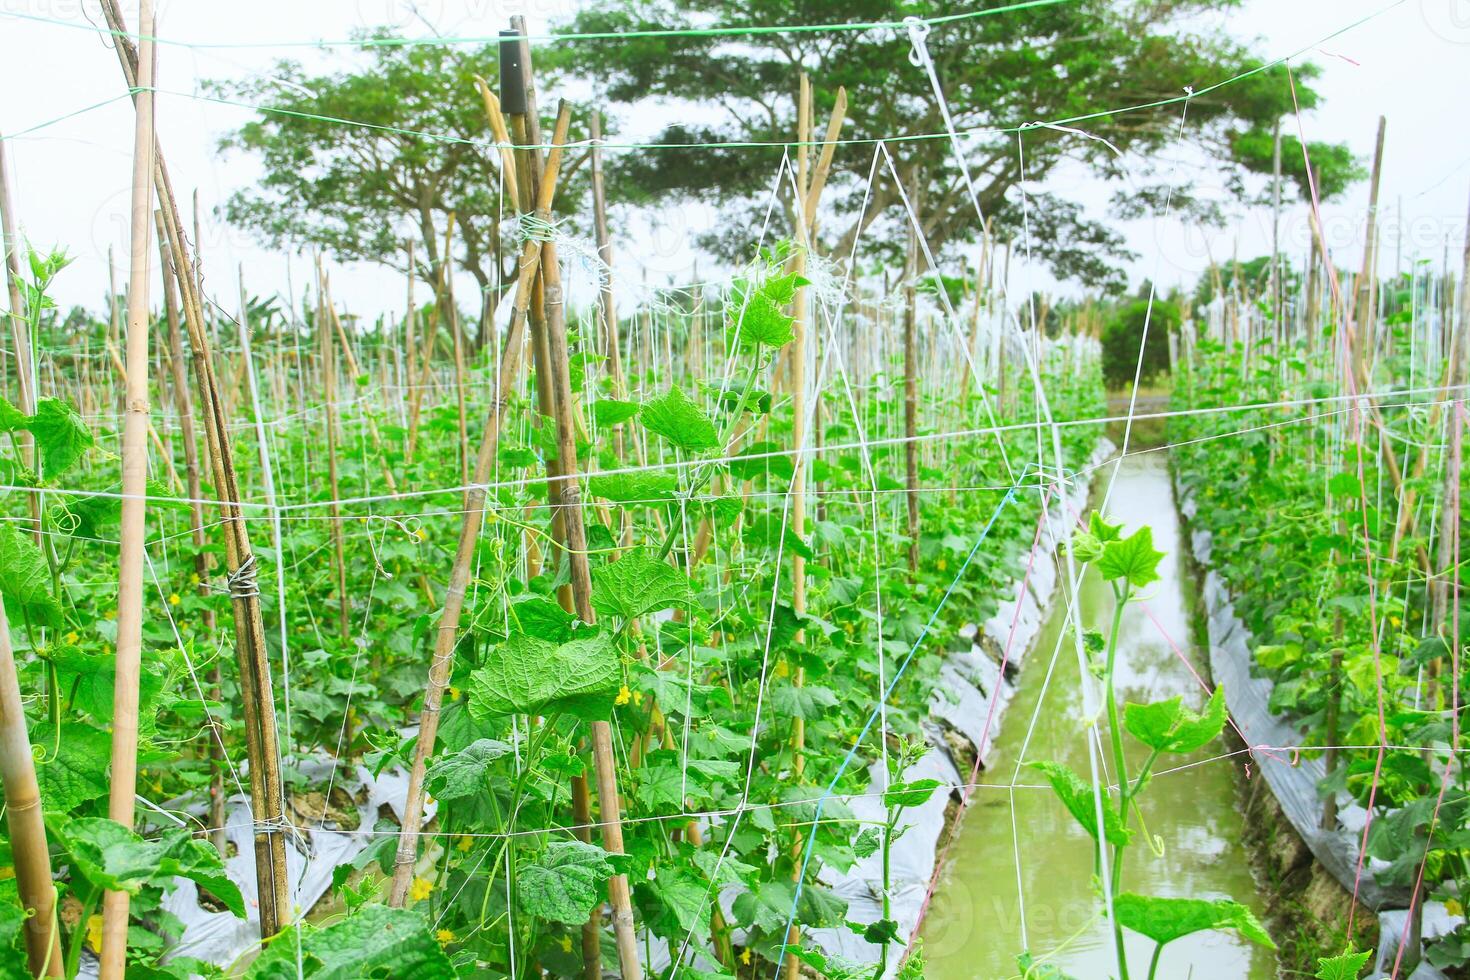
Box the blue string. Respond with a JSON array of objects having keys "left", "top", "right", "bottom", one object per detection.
[{"left": 771, "top": 466, "right": 1038, "bottom": 975}]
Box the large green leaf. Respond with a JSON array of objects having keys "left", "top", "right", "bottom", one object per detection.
[
  {"left": 1096, "top": 525, "right": 1165, "bottom": 589},
  {"left": 726, "top": 273, "right": 805, "bottom": 350},
  {"left": 28, "top": 397, "right": 93, "bottom": 477},
  {"left": 1028, "top": 760, "right": 1130, "bottom": 847},
  {"left": 0, "top": 527, "right": 63, "bottom": 627},
  {"left": 517, "top": 840, "right": 615, "bottom": 925},
  {"left": 1113, "top": 893, "right": 1274, "bottom": 949},
  {"left": 246, "top": 905, "right": 456, "bottom": 979},
  {"left": 34, "top": 721, "right": 110, "bottom": 811},
  {"left": 467, "top": 631, "right": 621, "bottom": 719},
  {"left": 426, "top": 738, "right": 511, "bottom": 801},
  {"left": 587, "top": 470, "right": 679, "bottom": 504},
  {"left": 639, "top": 387, "right": 720, "bottom": 453},
  {"left": 62, "top": 818, "right": 245, "bottom": 916},
  {"left": 592, "top": 548, "right": 694, "bottom": 621},
  {"left": 0, "top": 397, "right": 27, "bottom": 434},
  {"left": 591, "top": 398, "right": 641, "bottom": 427},
  {"left": 1123, "top": 686, "right": 1227, "bottom": 754},
  {"left": 1314, "top": 949, "right": 1372, "bottom": 980}
]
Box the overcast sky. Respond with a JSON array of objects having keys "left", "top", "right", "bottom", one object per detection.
[{"left": 1, "top": 0, "right": 1467, "bottom": 319}]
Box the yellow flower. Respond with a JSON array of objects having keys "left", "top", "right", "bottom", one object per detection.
[
  {"left": 415, "top": 527, "right": 428, "bottom": 542},
  {"left": 436, "top": 929, "right": 455, "bottom": 945},
  {"left": 189, "top": 572, "right": 200, "bottom": 585},
  {"left": 1390, "top": 615, "right": 1402, "bottom": 628},
  {"left": 557, "top": 935, "right": 573, "bottom": 954},
  {"left": 169, "top": 594, "right": 181, "bottom": 607},
  {"left": 615, "top": 684, "right": 632, "bottom": 706},
  {"left": 774, "top": 661, "right": 790, "bottom": 679},
  {"left": 64, "top": 631, "right": 79, "bottom": 645},
  {"left": 1447, "top": 897, "right": 1464, "bottom": 917},
  {"left": 86, "top": 914, "right": 104, "bottom": 952},
  {"left": 936, "top": 559, "right": 948, "bottom": 572},
  {"left": 456, "top": 835, "right": 474, "bottom": 852},
  {"left": 448, "top": 686, "right": 462, "bottom": 701},
  {"left": 409, "top": 877, "right": 434, "bottom": 902},
  {"left": 739, "top": 949, "right": 752, "bottom": 966},
  {"left": 632, "top": 690, "right": 644, "bottom": 706}
]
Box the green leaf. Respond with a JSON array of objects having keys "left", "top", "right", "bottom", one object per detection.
[
  {"left": 0, "top": 526, "right": 64, "bottom": 627},
  {"left": 1017, "top": 951, "right": 1077, "bottom": 979},
  {"left": 62, "top": 819, "right": 245, "bottom": 916},
  {"left": 1314, "top": 949, "right": 1372, "bottom": 980},
  {"left": 852, "top": 827, "right": 881, "bottom": 859},
  {"left": 27, "top": 397, "right": 93, "bottom": 477},
  {"left": 1096, "top": 525, "right": 1165, "bottom": 589},
  {"left": 592, "top": 549, "right": 694, "bottom": 621},
  {"left": 591, "top": 399, "right": 641, "bottom": 427},
  {"left": 246, "top": 905, "right": 456, "bottom": 978},
  {"left": 468, "top": 631, "right": 621, "bottom": 719},
  {"left": 1027, "top": 761, "right": 1130, "bottom": 847},
  {"left": 518, "top": 840, "right": 614, "bottom": 925},
  {"left": 587, "top": 470, "right": 679, "bottom": 504},
  {"left": 640, "top": 387, "right": 720, "bottom": 453},
  {"left": 35, "top": 722, "right": 110, "bottom": 811},
  {"left": 883, "top": 778, "right": 943, "bottom": 810},
  {"left": 507, "top": 595, "right": 574, "bottom": 643},
  {"left": 0, "top": 397, "right": 27, "bottom": 433},
  {"left": 1123, "top": 686, "right": 1227, "bottom": 754},
  {"left": 426, "top": 738, "right": 511, "bottom": 801},
  {"left": 1113, "top": 893, "right": 1275, "bottom": 949}
]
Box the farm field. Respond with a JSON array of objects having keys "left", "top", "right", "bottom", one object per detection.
[{"left": 0, "top": 2, "right": 1467, "bottom": 980}]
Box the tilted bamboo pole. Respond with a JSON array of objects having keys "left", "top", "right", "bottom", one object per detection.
[
  {"left": 388, "top": 102, "right": 575, "bottom": 908},
  {"left": 100, "top": 2, "right": 156, "bottom": 973},
  {"left": 0, "top": 598, "right": 63, "bottom": 976},
  {"left": 155, "top": 210, "right": 224, "bottom": 854}
]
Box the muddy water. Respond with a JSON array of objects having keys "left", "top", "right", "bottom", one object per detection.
[{"left": 921, "top": 454, "right": 1275, "bottom": 979}]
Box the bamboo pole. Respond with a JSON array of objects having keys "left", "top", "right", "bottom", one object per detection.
[
  {"left": 100, "top": 3, "right": 156, "bottom": 973},
  {"left": 317, "top": 264, "right": 350, "bottom": 639},
  {"left": 0, "top": 133, "right": 33, "bottom": 422},
  {"left": 0, "top": 592, "right": 63, "bottom": 976},
  {"left": 536, "top": 104, "right": 646, "bottom": 980},
  {"left": 1354, "top": 116, "right": 1387, "bottom": 379},
  {"left": 97, "top": 0, "right": 292, "bottom": 936},
  {"left": 388, "top": 101, "right": 574, "bottom": 908},
  {"left": 156, "top": 210, "right": 224, "bottom": 854}
]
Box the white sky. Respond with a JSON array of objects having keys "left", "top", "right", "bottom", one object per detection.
[{"left": 0, "top": 0, "right": 1467, "bottom": 319}]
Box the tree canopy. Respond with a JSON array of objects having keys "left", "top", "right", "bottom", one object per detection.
[
  {"left": 541, "top": 0, "right": 1362, "bottom": 290},
  {"left": 210, "top": 37, "right": 521, "bottom": 336}
]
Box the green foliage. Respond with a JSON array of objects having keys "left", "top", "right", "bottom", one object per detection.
[
  {"left": 60, "top": 818, "right": 245, "bottom": 916},
  {"left": 591, "top": 548, "right": 695, "bottom": 621},
  {"left": 1113, "top": 893, "right": 1274, "bottom": 948},
  {"left": 1100, "top": 298, "right": 1180, "bottom": 390},
  {"left": 1315, "top": 949, "right": 1373, "bottom": 979},
  {"left": 1123, "top": 687, "right": 1227, "bottom": 754},
  {"left": 517, "top": 840, "right": 617, "bottom": 925},
  {"left": 246, "top": 906, "right": 455, "bottom": 979},
  {"left": 639, "top": 386, "right": 721, "bottom": 453},
  {"left": 1028, "top": 760, "right": 1131, "bottom": 847},
  {"left": 467, "top": 632, "right": 622, "bottom": 719}
]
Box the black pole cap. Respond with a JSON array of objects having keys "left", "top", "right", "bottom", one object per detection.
[{"left": 499, "top": 29, "right": 527, "bottom": 116}]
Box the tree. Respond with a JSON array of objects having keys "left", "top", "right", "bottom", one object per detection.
[
  {"left": 541, "top": 1, "right": 1358, "bottom": 290},
  {"left": 211, "top": 35, "right": 524, "bottom": 344},
  {"left": 1101, "top": 294, "right": 1180, "bottom": 389}
]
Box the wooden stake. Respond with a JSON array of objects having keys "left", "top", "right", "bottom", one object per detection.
[{"left": 100, "top": 3, "right": 155, "bottom": 973}]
